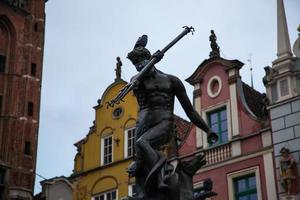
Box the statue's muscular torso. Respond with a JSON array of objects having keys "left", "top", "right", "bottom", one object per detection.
[{"left": 132, "top": 68, "right": 176, "bottom": 139}]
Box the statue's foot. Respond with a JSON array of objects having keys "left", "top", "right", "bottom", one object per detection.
[
  {"left": 158, "top": 181, "right": 168, "bottom": 191},
  {"left": 127, "top": 161, "right": 142, "bottom": 177},
  {"left": 158, "top": 167, "right": 169, "bottom": 191}
]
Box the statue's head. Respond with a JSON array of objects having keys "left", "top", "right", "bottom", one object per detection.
[
  {"left": 280, "top": 147, "right": 290, "bottom": 157},
  {"left": 127, "top": 35, "right": 151, "bottom": 71},
  {"left": 127, "top": 47, "right": 151, "bottom": 65}
]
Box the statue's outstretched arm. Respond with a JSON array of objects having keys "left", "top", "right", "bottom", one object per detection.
[{"left": 172, "top": 76, "right": 210, "bottom": 133}]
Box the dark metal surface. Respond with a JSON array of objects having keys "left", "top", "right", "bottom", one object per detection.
[
  {"left": 106, "top": 26, "right": 195, "bottom": 108},
  {"left": 114, "top": 27, "right": 217, "bottom": 200}
]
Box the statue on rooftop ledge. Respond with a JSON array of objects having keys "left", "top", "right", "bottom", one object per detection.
[
  {"left": 209, "top": 30, "right": 220, "bottom": 58},
  {"left": 108, "top": 27, "right": 218, "bottom": 200},
  {"left": 115, "top": 56, "right": 122, "bottom": 81}
]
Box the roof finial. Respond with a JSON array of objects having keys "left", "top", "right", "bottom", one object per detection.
[
  {"left": 209, "top": 30, "right": 220, "bottom": 58},
  {"left": 115, "top": 57, "right": 122, "bottom": 81},
  {"left": 247, "top": 53, "right": 254, "bottom": 88}
]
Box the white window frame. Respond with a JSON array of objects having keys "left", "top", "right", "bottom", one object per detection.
[
  {"left": 92, "top": 189, "right": 118, "bottom": 200},
  {"left": 277, "top": 77, "right": 293, "bottom": 101},
  {"left": 124, "top": 127, "right": 136, "bottom": 158},
  {"left": 101, "top": 135, "right": 113, "bottom": 165},
  {"left": 279, "top": 78, "right": 289, "bottom": 97},
  {"left": 201, "top": 101, "right": 231, "bottom": 149},
  {"left": 227, "top": 166, "right": 262, "bottom": 200}
]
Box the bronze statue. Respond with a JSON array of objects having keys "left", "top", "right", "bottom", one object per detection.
[
  {"left": 115, "top": 57, "right": 122, "bottom": 81},
  {"left": 109, "top": 27, "right": 218, "bottom": 200},
  {"left": 209, "top": 30, "right": 220, "bottom": 58}
]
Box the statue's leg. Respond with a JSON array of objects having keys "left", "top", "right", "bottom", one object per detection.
[
  {"left": 135, "top": 120, "right": 173, "bottom": 194},
  {"left": 136, "top": 120, "right": 172, "bottom": 166}
]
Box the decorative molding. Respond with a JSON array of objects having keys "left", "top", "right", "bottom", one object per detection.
[
  {"left": 263, "top": 152, "right": 277, "bottom": 199},
  {"left": 207, "top": 75, "right": 222, "bottom": 98},
  {"left": 90, "top": 176, "right": 118, "bottom": 195},
  {"left": 197, "top": 147, "right": 273, "bottom": 173},
  {"left": 227, "top": 166, "right": 263, "bottom": 200},
  {"left": 193, "top": 89, "right": 202, "bottom": 98},
  {"left": 228, "top": 74, "right": 241, "bottom": 84},
  {"left": 229, "top": 82, "right": 240, "bottom": 136}
]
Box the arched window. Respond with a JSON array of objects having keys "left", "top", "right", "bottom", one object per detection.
[
  {"left": 0, "top": 15, "right": 17, "bottom": 74},
  {"left": 0, "top": 20, "right": 9, "bottom": 73}
]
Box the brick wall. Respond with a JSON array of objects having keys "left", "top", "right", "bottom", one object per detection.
[{"left": 0, "top": 0, "right": 46, "bottom": 199}]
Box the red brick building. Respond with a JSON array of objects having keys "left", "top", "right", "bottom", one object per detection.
[
  {"left": 0, "top": 0, "right": 46, "bottom": 199},
  {"left": 178, "top": 43, "right": 278, "bottom": 199}
]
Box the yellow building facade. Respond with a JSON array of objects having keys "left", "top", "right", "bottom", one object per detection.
[{"left": 71, "top": 78, "right": 138, "bottom": 200}]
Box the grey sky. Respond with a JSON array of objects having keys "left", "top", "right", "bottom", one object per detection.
[{"left": 35, "top": 0, "right": 300, "bottom": 194}]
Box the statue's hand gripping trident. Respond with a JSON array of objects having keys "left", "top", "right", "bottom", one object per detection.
[{"left": 106, "top": 26, "right": 195, "bottom": 108}]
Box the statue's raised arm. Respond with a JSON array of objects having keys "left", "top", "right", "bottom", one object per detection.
[{"left": 106, "top": 26, "right": 195, "bottom": 108}]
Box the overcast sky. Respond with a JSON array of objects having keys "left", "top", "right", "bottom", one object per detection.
[{"left": 35, "top": 0, "right": 300, "bottom": 194}]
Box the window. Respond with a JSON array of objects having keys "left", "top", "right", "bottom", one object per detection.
[
  {"left": 0, "top": 55, "right": 5, "bottom": 73},
  {"left": 24, "top": 141, "right": 31, "bottom": 155},
  {"left": 34, "top": 23, "right": 38, "bottom": 32},
  {"left": 93, "top": 190, "right": 117, "bottom": 200},
  {"left": 234, "top": 174, "right": 257, "bottom": 200},
  {"left": 279, "top": 79, "right": 289, "bottom": 97},
  {"left": 27, "top": 102, "right": 34, "bottom": 116},
  {"left": 102, "top": 136, "right": 113, "bottom": 165},
  {"left": 31, "top": 63, "right": 36, "bottom": 76},
  {"left": 128, "top": 184, "right": 136, "bottom": 197},
  {"left": 208, "top": 108, "right": 227, "bottom": 145},
  {"left": 271, "top": 84, "right": 278, "bottom": 102},
  {"left": 112, "top": 107, "right": 123, "bottom": 119},
  {"left": 125, "top": 127, "right": 136, "bottom": 158}
]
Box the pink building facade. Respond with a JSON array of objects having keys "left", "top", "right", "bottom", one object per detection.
[{"left": 179, "top": 55, "right": 277, "bottom": 200}]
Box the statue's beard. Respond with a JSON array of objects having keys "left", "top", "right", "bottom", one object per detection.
[{"left": 134, "top": 60, "right": 149, "bottom": 72}]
